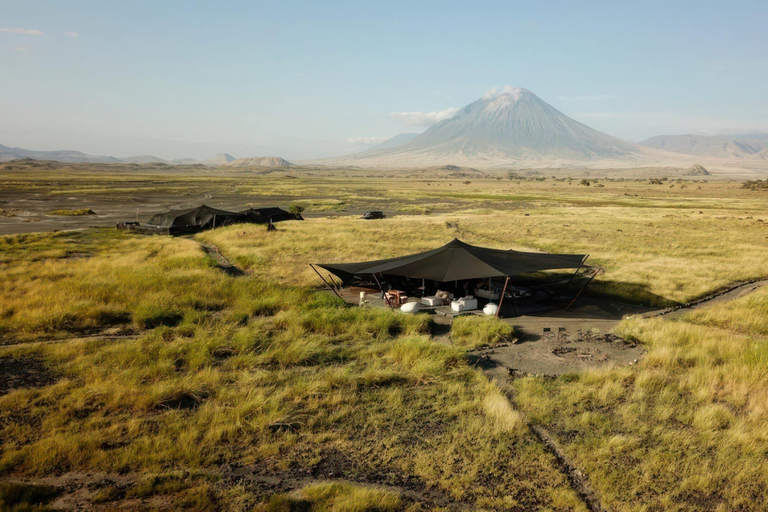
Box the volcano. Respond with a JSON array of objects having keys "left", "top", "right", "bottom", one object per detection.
[{"left": 328, "top": 87, "right": 646, "bottom": 167}]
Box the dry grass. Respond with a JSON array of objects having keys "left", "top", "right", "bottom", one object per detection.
[
  {"left": 514, "top": 313, "right": 768, "bottom": 511},
  {"left": 683, "top": 287, "right": 768, "bottom": 336},
  {"left": 0, "top": 229, "right": 583, "bottom": 510},
  {"left": 450, "top": 316, "right": 518, "bottom": 349},
  {"left": 261, "top": 481, "right": 402, "bottom": 512},
  {"left": 3, "top": 170, "right": 768, "bottom": 510}
]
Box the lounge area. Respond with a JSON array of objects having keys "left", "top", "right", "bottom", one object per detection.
[{"left": 313, "top": 239, "right": 600, "bottom": 318}]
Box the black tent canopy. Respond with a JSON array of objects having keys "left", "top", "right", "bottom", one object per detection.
[
  {"left": 147, "top": 204, "right": 244, "bottom": 233},
  {"left": 241, "top": 207, "right": 303, "bottom": 224},
  {"left": 315, "top": 238, "right": 591, "bottom": 283}
]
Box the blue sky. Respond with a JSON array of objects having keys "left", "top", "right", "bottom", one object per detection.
[{"left": 1, "top": 0, "right": 767, "bottom": 160}]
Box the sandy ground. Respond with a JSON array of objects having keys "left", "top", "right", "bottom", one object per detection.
[
  {"left": 469, "top": 297, "right": 650, "bottom": 378},
  {"left": 0, "top": 189, "right": 312, "bottom": 235}
]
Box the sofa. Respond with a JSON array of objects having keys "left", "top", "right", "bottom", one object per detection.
[
  {"left": 450, "top": 296, "right": 478, "bottom": 312},
  {"left": 421, "top": 290, "right": 454, "bottom": 307},
  {"left": 474, "top": 288, "right": 500, "bottom": 301}
]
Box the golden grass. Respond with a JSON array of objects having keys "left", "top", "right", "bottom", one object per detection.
[
  {"left": 682, "top": 286, "right": 768, "bottom": 336},
  {"left": 514, "top": 314, "right": 768, "bottom": 511},
  {"left": 261, "top": 481, "right": 402, "bottom": 512},
  {"left": 0, "top": 229, "right": 583, "bottom": 510},
  {"left": 3, "top": 170, "right": 768, "bottom": 509},
  {"left": 47, "top": 208, "right": 95, "bottom": 216},
  {"left": 201, "top": 203, "right": 768, "bottom": 306},
  {"left": 450, "top": 316, "right": 518, "bottom": 349}
]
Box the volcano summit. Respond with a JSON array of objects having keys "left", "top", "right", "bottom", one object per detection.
[{"left": 328, "top": 87, "right": 649, "bottom": 168}]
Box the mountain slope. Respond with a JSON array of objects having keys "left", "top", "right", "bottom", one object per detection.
[
  {"left": 0, "top": 144, "right": 121, "bottom": 164},
  {"left": 325, "top": 87, "right": 644, "bottom": 167},
  {"left": 202, "top": 153, "right": 236, "bottom": 166},
  {"left": 640, "top": 134, "right": 768, "bottom": 159},
  {"left": 224, "top": 156, "right": 292, "bottom": 168},
  {"left": 366, "top": 133, "right": 420, "bottom": 152}
]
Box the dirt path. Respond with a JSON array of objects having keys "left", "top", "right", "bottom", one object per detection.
[
  {"left": 197, "top": 241, "right": 246, "bottom": 277},
  {"left": 647, "top": 278, "right": 768, "bottom": 320}
]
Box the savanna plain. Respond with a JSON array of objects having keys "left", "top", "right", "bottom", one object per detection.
[{"left": 1, "top": 164, "right": 768, "bottom": 511}]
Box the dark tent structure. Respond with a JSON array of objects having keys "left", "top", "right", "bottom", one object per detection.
[
  {"left": 146, "top": 204, "right": 245, "bottom": 235},
  {"left": 316, "top": 239, "right": 591, "bottom": 283},
  {"left": 241, "top": 207, "right": 303, "bottom": 224},
  {"left": 313, "top": 239, "right": 598, "bottom": 315}
]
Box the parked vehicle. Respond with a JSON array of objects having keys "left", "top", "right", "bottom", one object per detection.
[{"left": 361, "top": 211, "right": 386, "bottom": 220}]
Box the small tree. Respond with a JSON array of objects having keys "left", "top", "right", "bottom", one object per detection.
[
  {"left": 580, "top": 179, "right": 591, "bottom": 186},
  {"left": 289, "top": 204, "right": 305, "bottom": 216}
]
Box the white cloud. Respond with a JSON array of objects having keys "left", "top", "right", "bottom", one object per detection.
[
  {"left": 14, "top": 46, "right": 27, "bottom": 52},
  {"left": 390, "top": 107, "right": 459, "bottom": 127},
  {"left": 296, "top": 71, "right": 306, "bottom": 79},
  {"left": 0, "top": 27, "right": 43, "bottom": 35},
  {"left": 64, "top": 31, "right": 80, "bottom": 38},
  {"left": 347, "top": 136, "right": 389, "bottom": 145},
  {"left": 481, "top": 85, "right": 527, "bottom": 100}
]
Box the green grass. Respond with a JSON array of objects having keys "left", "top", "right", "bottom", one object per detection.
[
  {"left": 262, "top": 481, "right": 402, "bottom": 512},
  {"left": 682, "top": 286, "right": 768, "bottom": 336},
  {"left": 0, "top": 482, "right": 59, "bottom": 511},
  {"left": 47, "top": 209, "right": 95, "bottom": 216},
  {"left": 514, "top": 314, "right": 768, "bottom": 511},
  {"left": 4, "top": 169, "right": 768, "bottom": 510},
  {"left": 0, "top": 229, "right": 583, "bottom": 510},
  {"left": 450, "top": 316, "right": 518, "bottom": 349}
]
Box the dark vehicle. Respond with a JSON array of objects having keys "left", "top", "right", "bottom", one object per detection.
[{"left": 361, "top": 211, "right": 386, "bottom": 220}]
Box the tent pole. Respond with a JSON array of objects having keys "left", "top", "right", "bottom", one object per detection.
[
  {"left": 327, "top": 274, "right": 341, "bottom": 292},
  {"left": 565, "top": 266, "right": 582, "bottom": 288},
  {"left": 565, "top": 268, "right": 601, "bottom": 311},
  {"left": 373, "top": 273, "right": 392, "bottom": 307},
  {"left": 309, "top": 264, "right": 343, "bottom": 300},
  {"left": 496, "top": 276, "right": 510, "bottom": 318}
]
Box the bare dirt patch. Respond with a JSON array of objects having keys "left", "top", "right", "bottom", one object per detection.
[{"left": 0, "top": 356, "right": 58, "bottom": 396}]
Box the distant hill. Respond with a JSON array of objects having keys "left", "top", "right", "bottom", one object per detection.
[
  {"left": 224, "top": 156, "right": 292, "bottom": 169},
  {"left": 0, "top": 143, "right": 120, "bottom": 164},
  {"left": 0, "top": 143, "right": 242, "bottom": 167},
  {"left": 320, "top": 87, "right": 645, "bottom": 167},
  {"left": 202, "top": 153, "right": 236, "bottom": 166},
  {"left": 120, "top": 155, "right": 166, "bottom": 164},
  {"left": 684, "top": 164, "right": 711, "bottom": 176},
  {"left": 639, "top": 134, "right": 768, "bottom": 159}
]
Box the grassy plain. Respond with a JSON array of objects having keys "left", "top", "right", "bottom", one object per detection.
[{"left": 1, "top": 166, "right": 768, "bottom": 510}]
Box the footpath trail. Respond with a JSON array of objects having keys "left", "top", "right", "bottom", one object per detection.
[{"left": 198, "top": 241, "right": 246, "bottom": 277}]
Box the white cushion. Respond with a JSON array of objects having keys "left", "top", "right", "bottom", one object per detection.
[
  {"left": 458, "top": 298, "right": 478, "bottom": 311},
  {"left": 483, "top": 303, "right": 499, "bottom": 316},
  {"left": 400, "top": 301, "right": 420, "bottom": 314},
  {"left": 450, "top": 300, "right": 463, "bottom": 312},
  {"left": 421, "top": 296, "right": 442, "bottom": 306}
]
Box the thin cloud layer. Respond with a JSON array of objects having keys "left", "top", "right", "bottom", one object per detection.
[
  {"left": 0, "top": 27, "right": 43, "bottom": 35},
  {"left": 390, "top": 107, "right": 459, "bottom": 127},
  {"left": 64, "top": 31, "right": 80, "bottom": 38}
]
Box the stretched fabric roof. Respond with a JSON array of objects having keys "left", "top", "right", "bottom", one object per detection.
[
  {"left": 316, "top": 239, "right": 591, "bottom": 283},
  {"left": 147, "top": 204, "right": 244, "bottom": 228},
  {"left": 241, "top": 207, "right": 302, "bottom": 224}
]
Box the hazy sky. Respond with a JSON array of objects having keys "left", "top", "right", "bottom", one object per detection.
[{"left": 2, "top": 0, "right": 767, "bottom": 160}]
